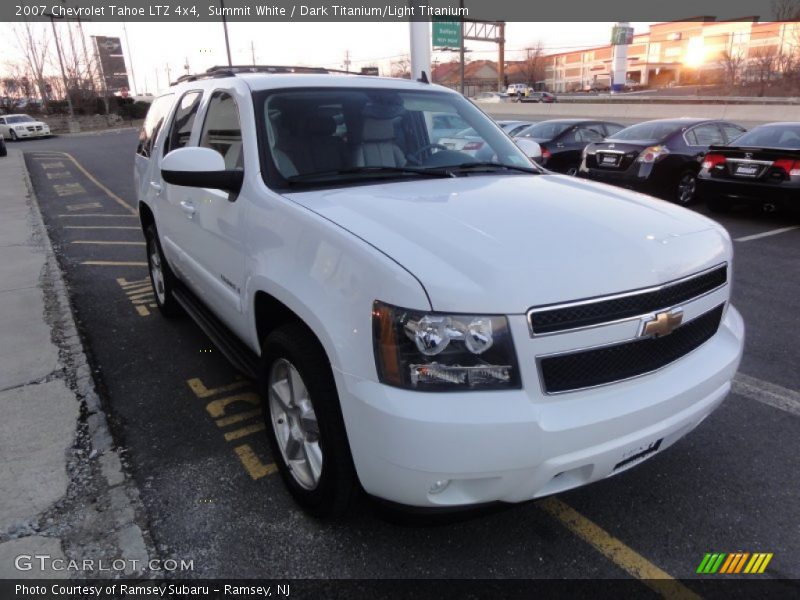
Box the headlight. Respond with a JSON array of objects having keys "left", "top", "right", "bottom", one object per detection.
[
  {"left": 372, "top": 301, "right": 520, "bottom": 391},
  {"left": 15, "top": 125, "right": 25, "bottom": 130}
]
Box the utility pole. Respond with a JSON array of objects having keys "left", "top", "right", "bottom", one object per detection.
[
  {"left": 91, "top": 36, "right": 110, "bottom": 114},
  {"left": 251, "top": 41, "right": 256, "bottom": 65},
  {"left": 166, "top": 63, "right": 172, "bottom": 84},
  {"left": 121, "top": 20, "right": 138, "bottom": 95},
  {"left": 76, "top": 18, "right": 98, "bottom": 97},
  {"left": 220, "top": 0, "right": 233, "bottom": 66},
  {"left": 497, "top": 22, "right": 505, "bottom": 92},
  {"left": 184, "top": 57, "right": 190, "bottom": 75},
  {"left": 154, "top": 68, "right": 160, "bottom": 92},
  {"left": 343, "top": 50, "right": 351, "bottom": 73}
]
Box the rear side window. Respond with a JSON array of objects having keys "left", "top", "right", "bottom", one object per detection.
[
  {"left": 685, "top": 124, "right": 724, "bottom": 146},
  {"left": 136, "top": 94, "right": 173, "bottom": 158},
  {"left": 721, "top": 124, "right": 746, "bottom": 143},
  {"left": 199, "top": 91, "right": 243, "bottom": 170},
  {"left": 164, "top": 91, "right": 202, "bottom": 155}
]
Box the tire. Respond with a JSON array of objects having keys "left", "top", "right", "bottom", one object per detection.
[
  {"left": 9, "top": 130, "right": 17, "bottom": 141},
  {"left": 565, "top": 166, "right": 578, "bottom": 177},
  {"left": 144, "top": 224, "right": 183, "bottom": 318},
  {"left": 259, "top": 323, "right": 359, "bottom": 518},
  {"left": 706, "top": 196, "right": 731, "bottom": 214},
  {"left": 675, "top": 170, "right": 698, "bottom": 205}
]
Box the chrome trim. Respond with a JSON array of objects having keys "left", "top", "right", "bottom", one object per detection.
[
  {"left": 527, "top": 262, "right": 727, "bottom": 337},
  {"left": 535, "top": 303, "right": 726, "bottom": 396},
  {"left": 724, "top": 158, "right": 773, "bottom": 165}
]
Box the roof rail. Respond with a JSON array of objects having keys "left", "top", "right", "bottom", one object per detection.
[{"left": 170, "top": 64, "right": 368, "bottom": 85}]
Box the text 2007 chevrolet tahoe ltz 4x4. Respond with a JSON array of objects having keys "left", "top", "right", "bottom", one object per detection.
[{"left": 134, "top": 68, "right": 743, "bottom": 517}]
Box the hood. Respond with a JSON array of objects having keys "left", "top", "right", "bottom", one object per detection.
[{"left": 284, "top": 174, "right": 729, "bottom": 314}]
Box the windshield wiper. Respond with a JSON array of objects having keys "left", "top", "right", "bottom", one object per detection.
[
  {"left": 286, "top": 166, "right": 453, "bottom": 185},
  {"left": 442, "top": 162, "right": 542, "bottom": 175}
]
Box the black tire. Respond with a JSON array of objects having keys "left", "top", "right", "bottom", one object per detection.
[
  {"left": 565, "top": 166, "right": 579, "bottom": 176},
  {"left": 144, "top": 224, "right": 183, "bottom": 318},
  {"left": 675, "top": 170, "right": 698, "bottom": 205},
  {"left": 9, "top": 130, "right": 17, "bottom": 141},
  {"left": 259, "top": 323, "right": 359, "bottom": 518},
  {"left": 706, "top": 196, "right": 731, "bottom": 214}
]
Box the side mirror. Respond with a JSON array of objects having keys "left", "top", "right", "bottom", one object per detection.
[
  {"left": 161, "top": 147, "right": 243, "bottom": 194},
  {"left": 516, "top": 138, "right": 542, "bottom": 163}
]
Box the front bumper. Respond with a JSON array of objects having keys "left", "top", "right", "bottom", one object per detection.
[
  {"left": 336, "top": 305, "right": 744, "bottom": 508},
  {"left": 13, "top": 128, "right": 50, "bottom": 139}
]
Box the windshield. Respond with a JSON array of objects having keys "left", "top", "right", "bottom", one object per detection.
[
  {"left": 7, "top": 115, "right": 35, "bottom": 124},
  {"left": 609, "top": 121, "right": 680, "bottom": 142},
  {"left": 730, "top": 125, "right": 800, "bottom": 150},
  {"left": 258, "top": 87, "right": 537, "bottom": 188},
  {"left": 517, "top": 122, "right": 571, "bottom": 140}
]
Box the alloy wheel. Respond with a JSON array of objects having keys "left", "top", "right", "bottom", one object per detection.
[
  {"left": 677, "top": 173, "right": 697, "bottom": 204},
  {"left": 268, "top": 358, "right": 322, "bottom": 490}
]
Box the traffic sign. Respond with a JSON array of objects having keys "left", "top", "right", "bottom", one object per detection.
[{"left": 432, "top": 20, "right": 461, "bottom": 48}]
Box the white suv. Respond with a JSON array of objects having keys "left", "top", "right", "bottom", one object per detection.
[{"left": 135, "top": 67, "right": 744, "bottom": 516}]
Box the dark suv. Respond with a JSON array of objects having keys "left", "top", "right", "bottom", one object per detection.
[{"left": 579, "top": 118, "right": 746, "bottom": 204}]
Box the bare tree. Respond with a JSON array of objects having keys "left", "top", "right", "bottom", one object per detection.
[
  {"left": 749, "top": 46, "right": 780, "bottom": 96},
  {"left": 14, "top": 23, "right": 50, "bottom": 111},
  {"left": 772, "top": 0, "right": 800, "bottom": 20},
  {"left": 1, "top": 62, "right": 35, "bottom": 112},
  {"left": 521, "top": 41, "right": 546, "bottom": 88},
  {"left": 719, "top": 47, "right": 746, "bottom": 90},
  {"left": 390, "top": 55, "right": 411, "bottom": 79}
]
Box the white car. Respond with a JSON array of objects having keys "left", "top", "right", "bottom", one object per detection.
[
  {"left": 507, "top": 83, "right": 531, "bottom": 96},
  {"left": 135, "top": 68, "right": 743, "bottom": 517},
  {"left": 0, "top": 114, "right": 51, "bottom": 140}
]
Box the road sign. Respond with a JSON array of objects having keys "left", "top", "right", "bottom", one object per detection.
[{"left": 433, "top": 20, "right": 461, "bottom": 48}]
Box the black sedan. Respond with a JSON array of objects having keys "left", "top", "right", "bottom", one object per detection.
[
  {"left": 697, "top": 122, "right": 800, "bottom": 214},
  {"left": 515, "top": 119, "right": 624, "bottom": 175},
  {"left": 579, "top": 118, "right": 747, "bottom": 204}
]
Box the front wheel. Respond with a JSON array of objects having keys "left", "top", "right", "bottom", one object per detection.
[
  {"left": 259, "top": 324, "right": 358, "bottom": 517},
  {"left": 676, "top": 171, "right": 698, "bottom": 205},
  {"left": 9, "top": 130, "right": 17, "bottom": 141},
  {"left": 144, "top": 224, "right": 182, "bottom": 318},
  {"left": 565, "top": 166, "right": 578, "bottom": 176}
]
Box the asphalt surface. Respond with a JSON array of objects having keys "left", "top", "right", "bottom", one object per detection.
[{"left": 11, "top": 130, "right": 800, "bottom": 590}]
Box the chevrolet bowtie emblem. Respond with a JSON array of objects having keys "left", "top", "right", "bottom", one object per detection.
[{"left": 642, "top": 310, "right": 683, "bottom": 337}]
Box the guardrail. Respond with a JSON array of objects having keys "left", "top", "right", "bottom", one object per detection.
[{"left": 524, "top": 94, "right": 800, "bottom": 106}]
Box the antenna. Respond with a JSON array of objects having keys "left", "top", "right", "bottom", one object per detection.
[{"left": 417, "top": 70, "right": 429, "bottom": 84}]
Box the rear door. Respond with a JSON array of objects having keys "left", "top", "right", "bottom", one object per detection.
[
  {"left": 552, "top": 123, "right": 605, "bottom": 173},
  {"left": 157, "top": 90, "right": 204, "bottom": 284}
]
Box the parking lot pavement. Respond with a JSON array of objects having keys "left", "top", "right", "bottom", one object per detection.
[{"left": 10, "top": 131, "right": 800, "bottom": 589}]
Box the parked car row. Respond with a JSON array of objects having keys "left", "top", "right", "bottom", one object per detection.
[{"left": 479, "top": 115, "right": 797, "bottom": 214}]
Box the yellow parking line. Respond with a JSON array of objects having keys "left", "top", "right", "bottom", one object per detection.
[
  {"left": 45, "top": 151, "right": 138, "bottom": 216},
  {"left": 539, "top": 498, "right": 701, "bottom": 600},
  {"left": 81, "top": 261, "right": 147, "bottom": 267},
  {"left": 71, "top": 240, "right": 145, "bottom": 246},
  {"left": 65, "top": 226, "right": 140, "bottom": 230},
  {"left": 223, "top": 422, "right": 266, "bottom": 442}
]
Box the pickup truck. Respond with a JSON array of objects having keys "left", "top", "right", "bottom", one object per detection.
[{"left": 134, "top": 66, "right": 744, "bottom": 517}]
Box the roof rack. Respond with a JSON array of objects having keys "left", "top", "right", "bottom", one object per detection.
[{"left": 171, "top": 65, "right": 365, "bottom": 86}]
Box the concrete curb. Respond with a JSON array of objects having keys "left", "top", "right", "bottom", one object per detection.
[{"left": 0, "top": 149, "right": 157, "bottom": 579}]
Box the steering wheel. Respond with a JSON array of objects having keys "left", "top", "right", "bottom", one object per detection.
[{"left": 407, "top": 143, "right": 448, "bottom": 165}]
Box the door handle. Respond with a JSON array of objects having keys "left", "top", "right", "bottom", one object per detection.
[
  {"left": 149, "top": 181, "right": 162, "bottom": 195},
  {"left": 179, "top": 200, "right": 196, "bottom": 218}
]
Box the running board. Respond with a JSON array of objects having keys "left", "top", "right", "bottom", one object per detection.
[{"left": 172, "top": 286, "right": 259, "bottom": 380}]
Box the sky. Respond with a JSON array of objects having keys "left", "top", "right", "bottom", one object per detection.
[{"left": 1, "top": 21, "right": 652, "bottom": 95}]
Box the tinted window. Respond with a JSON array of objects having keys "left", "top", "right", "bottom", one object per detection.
[
  {"left": 685, "top": 124, "right": 724, "bottom": 146},
  {"left": 519, "top": 121, "right": 572, "bottom": 139},
  {"left": 721, "top": 124, "right": 746, "bottom": 143},
  {"left": 199, "top": 91, "right": 243, "bottom": 170},
  {"left": 574, "top": 125, "right": 605, "bottom": 143},
  {"left": 730, "top": 125, "right": 800, "bottom": 150},
  {"left": 136, "top": 94, "right": 173, "bottom": 158},
  {"left": 604, "top": 123, "right": 625, "bottom": 136},
  {"left": 610, "top": 121, "right": 683, "bottom": 142},
  {"left": 164, "top": 91, "right": 202, "bottom": 155}
]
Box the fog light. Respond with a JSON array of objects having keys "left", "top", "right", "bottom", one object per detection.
[{"left": 429, "top": 479, "right": 450, "bottom": 495}]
